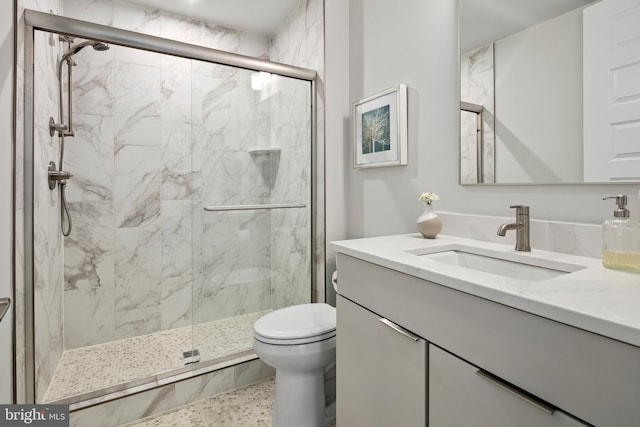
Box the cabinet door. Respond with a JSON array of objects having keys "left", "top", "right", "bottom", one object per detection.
[
  {"left": 429, "top": 344, "right": 589, "bottom": 427},
  {"left": 337, "top": 296, "right": 426, "bottom": 427}
]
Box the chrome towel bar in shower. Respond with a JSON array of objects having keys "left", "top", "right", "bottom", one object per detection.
[{"left": 204, "top": 202, "right": 306, "bottom": 212}]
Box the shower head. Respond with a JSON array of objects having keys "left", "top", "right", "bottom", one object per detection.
[
  {"left": 61, "top": 40, "right": 110, "bottom": 62},
  {"left": 92, "top": 42, "right": 110, "bottom": 52}
]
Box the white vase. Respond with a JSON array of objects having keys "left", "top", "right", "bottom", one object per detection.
[{"left": 416, "top": 204, "right": 442, "bottom": 239}]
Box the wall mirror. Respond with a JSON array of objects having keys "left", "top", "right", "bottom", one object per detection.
[{"left": 460, "top": 0, "right": 640, "bottom": 185}]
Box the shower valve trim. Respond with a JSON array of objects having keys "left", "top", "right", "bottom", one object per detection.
[{"left": 49, "top": 117, "right": 67, "bottom": 137}]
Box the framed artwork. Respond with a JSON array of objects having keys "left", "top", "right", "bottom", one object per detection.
[{"left": 353, "top": 84, "right": 408, "bottom": 168}]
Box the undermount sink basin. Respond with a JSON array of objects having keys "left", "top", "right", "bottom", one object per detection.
[{"left": 411, "top": 245, "right": 586, "bottom": 282}]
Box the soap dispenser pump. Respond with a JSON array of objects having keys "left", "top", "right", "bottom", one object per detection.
[{"left": 602, "top": 195, "right": 640, "bottom": 273}]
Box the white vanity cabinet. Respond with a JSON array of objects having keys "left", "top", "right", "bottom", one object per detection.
[
  {"left": 336, "top": 295, "right": 426, "bottom": 427},
  {"left": 429, "top": 345, "right": 589, "bottom": 427},
  {"left": 335, "top": 252, "right": 640, "bottom": 427}
]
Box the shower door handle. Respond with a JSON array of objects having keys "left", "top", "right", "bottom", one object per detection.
[{"left": 0, "top": 297, "right": 10, "bottom": 323}]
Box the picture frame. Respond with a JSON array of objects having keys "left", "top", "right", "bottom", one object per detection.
[{"left": 353, "top": 84, "right": 408, "bottom": 168}]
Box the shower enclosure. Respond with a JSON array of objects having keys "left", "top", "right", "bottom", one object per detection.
[
  {"left": 23, "top": 10, "right": 319, "bottom": 405},
  {"left": 460, "top": 43, "right": 495, "bottom": 185},
  {"left": 460, "top": 101, "right": 485, "bottom": 183}
]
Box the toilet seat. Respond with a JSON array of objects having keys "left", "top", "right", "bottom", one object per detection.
[{"left": 254, "top": 303, "right": 336, "bottom": 345}]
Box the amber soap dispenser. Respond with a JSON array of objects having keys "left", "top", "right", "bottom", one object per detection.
[{"left": 602, "top": 195, "right": 640, "bottom": 273}]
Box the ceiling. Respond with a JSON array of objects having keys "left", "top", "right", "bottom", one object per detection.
[
  {"left": 127, "top": 0, "right": 302, "bottom": 35},
  {"left": 460, "top": 0, "right": 595, "bottom": 52},
  {"left": 127, "top": 0, "right": 596, "bottom": 51}
]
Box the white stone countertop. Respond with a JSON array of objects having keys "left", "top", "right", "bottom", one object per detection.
[{"left": 331, "top": 234, "right": 640, "bottom": 348}]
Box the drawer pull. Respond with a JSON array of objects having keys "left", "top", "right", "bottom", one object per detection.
[
  {"left": 379, "top": 318, "right": 420, "bottom": 342},
  {"left": 476, "top": 370, "right": 555, "bottom": 416}
]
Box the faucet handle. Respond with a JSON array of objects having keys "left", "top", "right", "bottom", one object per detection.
[{"left": 509, "top": 205, "right": 529, "bottom": 215}]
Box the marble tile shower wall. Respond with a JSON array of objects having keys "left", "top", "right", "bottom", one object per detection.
[
  {"left": 269, "top": 0, "right": 324, "bottom": 307},
  {"left": 27, "top": 0, "right": 66, "bottom": 402},
  {"left": 15, "top": 0, "right": 63, "bottom": 404},
  {"left": 192, "top": 62, "right": 274, "bottom": 326},
  {"left": 62, "top": 46, "right": 194, "bottom": 348},
  {"left": 269, "top": 75, "right": 312, "bottom": 310},
  {"left": 60, "top": 0, "right": 276, "bottom": 349}
]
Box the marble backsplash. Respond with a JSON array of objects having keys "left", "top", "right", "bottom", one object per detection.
[{"left": 438, "top": 211, "right": 601, "bottom": 259}]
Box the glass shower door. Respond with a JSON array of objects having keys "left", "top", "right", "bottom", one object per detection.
[{"left": 190, "top": 59, "right": 312, "bottom": 364}]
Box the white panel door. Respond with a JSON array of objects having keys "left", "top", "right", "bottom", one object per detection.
[
  {"left": 0, "top": 0, "right": 14, "bottom": 404},
  {"left": 584, "top": 0, "right": 640, "bottom": 181}
]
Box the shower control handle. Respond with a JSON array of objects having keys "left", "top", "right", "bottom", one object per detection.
[{"left": 48, "top": 161, "right": 73, "bottom": 190}]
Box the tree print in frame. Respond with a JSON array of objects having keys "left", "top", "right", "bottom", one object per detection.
[{"left": 353, "top": 84, "right": 407, "bottom": 168}]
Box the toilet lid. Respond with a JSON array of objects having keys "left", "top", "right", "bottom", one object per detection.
[{"left": 254, "top": 303, "right": 336, "bottom": 340}]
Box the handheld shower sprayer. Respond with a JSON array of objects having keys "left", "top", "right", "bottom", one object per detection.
[
  {"left": 48, "top": 38, "right": 110, "bottom": 236},
  {"left": 60, "top": 40, "right": 110, "bottom": 65},
  {"left": 51, "top": 40, "right": 111, "bottom": 139}
]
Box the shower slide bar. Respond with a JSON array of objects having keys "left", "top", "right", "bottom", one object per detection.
[{"left": 204, "top": 202, "right": 306, "bottom": 212}]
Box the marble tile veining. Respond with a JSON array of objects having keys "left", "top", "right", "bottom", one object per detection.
[{"left": 113, "top": 145, "right": 161, "bottom": 227}]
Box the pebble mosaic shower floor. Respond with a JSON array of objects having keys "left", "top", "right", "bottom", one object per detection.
[{"left": 44, "top": 311, "right": 269, "bottom": 402}]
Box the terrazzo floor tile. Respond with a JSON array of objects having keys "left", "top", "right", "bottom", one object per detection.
[
  {"left": 121, "top": 378, "right": 337, "bottom": 427},
  {"left": 45, "top": 311, "right": 269, "bottom": 402}
]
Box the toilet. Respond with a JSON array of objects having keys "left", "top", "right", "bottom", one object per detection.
[{"left": 253, "top": 303, "right": 337, "bottom": 427}]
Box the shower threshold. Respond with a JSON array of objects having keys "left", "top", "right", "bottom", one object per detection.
[{"left": 43, "top": 310, "right": 269, "bottom": 403}]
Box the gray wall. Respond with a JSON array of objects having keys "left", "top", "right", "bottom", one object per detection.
[
  {"left": 346, "top": 0, "right": 460, "bottom": 238},
  {"left": 324, "top": 0, "right": 350, "bottom": 304},
  {"left": 495, "top": 9, "right": 583, "bottom": 183}
]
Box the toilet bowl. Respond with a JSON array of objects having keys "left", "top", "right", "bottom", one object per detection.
[{"left": 253, "top": 303, "right": 336, "bottom": 427}]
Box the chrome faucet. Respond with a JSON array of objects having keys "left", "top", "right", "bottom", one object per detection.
[{"left": 497, "top": 205, "right": 531, "bottom": 252}]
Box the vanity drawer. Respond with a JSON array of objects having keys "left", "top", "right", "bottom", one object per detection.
[
  {"left": 337, "top": 253, "right": 640, "bottom": 427},
  {"left": 429, "top": 344, "right": 589, "bottom": 427}
]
